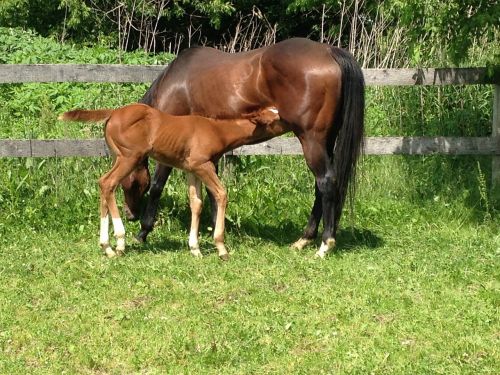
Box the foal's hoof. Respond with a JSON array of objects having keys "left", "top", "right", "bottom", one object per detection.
[
  {"left": 104, "top": 247, "right": 117, "bottom": 258},
  {"left": 219, "top": 253, "right": 230, "bottom": 261},
  {"left": 190, "top": 248, "right": 203, "bottom": 258}
]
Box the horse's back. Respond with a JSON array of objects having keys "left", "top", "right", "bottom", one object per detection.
[{"left": 149, "top": 38, "right": 342, "bottom": 126}]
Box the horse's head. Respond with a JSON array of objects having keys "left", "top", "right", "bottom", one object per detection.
[
  {"left": 120, "top": 164, "right": 151, "bottom": 221},
  {"left": 247, "top": 107, "right": 280, "bottom": 126}
]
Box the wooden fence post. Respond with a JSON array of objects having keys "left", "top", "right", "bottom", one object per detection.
[{"left": 492, "top": 84, "right": 500, "bottom": 198}]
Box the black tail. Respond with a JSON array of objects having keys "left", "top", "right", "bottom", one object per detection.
[{"left": 329, "top": 46, "right": 365, "bottom": 231}]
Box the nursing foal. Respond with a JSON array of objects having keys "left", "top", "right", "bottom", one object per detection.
[{"left": 59, "top": 103, "right": 287, "bottom": 260}]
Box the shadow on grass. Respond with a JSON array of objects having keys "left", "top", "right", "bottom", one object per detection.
[
  {"left": 129, "top": 217, "right": 383, "bottom": 256},
  {"left": 227, "top": 219, "right": 384, "bottom": 252},
  {"left": 130, "top": 191, "right": 384, "bottom": 255},
  {"left": 335, "top": 227, "right": 384, "bottom": 253},
  {"left": 128, "top": 237, "right": 187, "bottom": 254}
]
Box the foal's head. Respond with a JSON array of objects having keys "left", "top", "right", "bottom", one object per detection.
[
  {"left": 246, "top": 107, "right": 280, "bottom": 126},
  {"left": 120, "top": 162, "right": 151, "bottom": 221}
]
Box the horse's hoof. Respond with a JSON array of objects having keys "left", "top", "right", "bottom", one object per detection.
[
  {"left": 314, "top": 238, "right": 336, "bottom": 259},
  {"left": 135, "top": 230, "right": 148, "bottom": 243},
  {"left": 291, "top": 238, "right": 313, "bottom": 250},
  {"left": 314, "top": 251, "right": 327, "bottom": 259},
  {"left": 219, "top": 253, "right": 230, "bottom": 261}
]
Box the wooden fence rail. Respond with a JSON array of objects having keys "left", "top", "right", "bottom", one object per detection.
[
  {"left": 1, "top": 137, "right": 499, "bottom": 158},
  {"left": 0, "top": 64, "right": 499, "bottom": 186},
  {"left": 0, "top": 64, "right": 494, "bottom": 85}
]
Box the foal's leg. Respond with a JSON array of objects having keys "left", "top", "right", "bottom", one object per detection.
[
  {"left": 137, "top": 162, "right": 221, "bottom": 242},
  {"left": 187, "top": 173, "right": 203, "bottom": 258},
  {"left": 206, "top": 161, "right": 220, "bottom": 229},
  {"left": 99, "top": 156, "right": 138, "bottom": 256},
  {"left": 192, "top": 162, "right": 229, "bottom": 261},
  {"left": 99, "top": 192, "right": 115, "bottom": 258}
]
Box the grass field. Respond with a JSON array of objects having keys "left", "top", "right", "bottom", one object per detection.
[{"left": 0, "top": 156, "right": 498, "bottom": 374}]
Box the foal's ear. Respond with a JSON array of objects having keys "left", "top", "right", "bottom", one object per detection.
[
  {"left": 242, "top": 107, "right": 280, "bottom": 125},
  {"left": 255, "top": 107, "right": 280, "bottom": 125}
]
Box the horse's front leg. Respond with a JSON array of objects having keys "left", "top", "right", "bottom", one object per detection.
[
  {"left": 136, "top": 163, "right": 172, "bottom": 242},
  {"left": 205, "top": 160, "right": 220, "bottom": 230},
  {"left": 187, "top": 173, "right": 203, "bottom": 258}
]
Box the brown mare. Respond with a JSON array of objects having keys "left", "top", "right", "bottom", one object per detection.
[
  {"left": 59, "top": 104, "right": 286, "bottom": 260},
  {"left": 126, "top": 37, "right": 365, "bottom": 258}
]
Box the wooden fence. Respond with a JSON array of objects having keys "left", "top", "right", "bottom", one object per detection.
[{"left": 0, "top": 64, "right": 499, "bottom": 184}]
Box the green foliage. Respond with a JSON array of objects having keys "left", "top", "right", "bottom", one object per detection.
[
  {"left": 1, "top": 0, "right": 498, "bottom": 65},
  {"left": 0, "top": 27, "right": 174, "bottom": 64},
  {"left": 382, "top": 0, "right": 499, "bottom": 65},
  {"left": 185, "top": 0, "right": 236, "bottom": 28},
  {"left": 0, "top": 28, "right": 174, "bottom": 140}
]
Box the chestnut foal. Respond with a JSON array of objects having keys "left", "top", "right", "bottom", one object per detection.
[{"left": 59, "top": 103, "right": 288, "bottom": 260}]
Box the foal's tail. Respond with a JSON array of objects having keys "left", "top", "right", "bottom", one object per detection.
[
  {"left": 58, "top": 109, "right": 113, "bottom": 122},
  {"left": 329, "top": 46, "right": 365, "bottom": 231}
]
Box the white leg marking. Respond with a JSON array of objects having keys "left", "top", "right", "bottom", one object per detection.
[
  {"left": 99, "top": 216, "right": 110, "bottom": 246},
  {"left": 100, "top": 216, "right": 115, "bottom": 257},
  {"left": 112, "top": 217, "right": 126, "bottom": 254},
  {"left": 188, "top": 232, "right": 202, "bottom": 258},
  {"left": 112, "top": 218, "right": 125, "bottom": 237},
  {"left": 187, "top": 173, "right": 203, "bottom": 258},
  {"left": 291, "top": 238, "right": 313, "bottom": 250},
  {"left": 315, "top": 238, "right": 336, "bottom": 259}
]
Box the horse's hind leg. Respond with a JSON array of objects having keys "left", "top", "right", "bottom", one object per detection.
[
  {"left": 187, "top": 173, "right": 203, "bottom": 258},
  {"left": 316, "top": 163, "right": 337, "bottom": 258},
  {"left": 291, "top": 183, "right": 322, "bottom": 250},
  {"left": 136, "top": 163, "right": 172, "bottom": 242},
  {"left": 298, "top": 136, "right": 338, "bottom": 258}
]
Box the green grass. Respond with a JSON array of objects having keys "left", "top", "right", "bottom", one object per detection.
[{"left": 0, "top": 156, "right": 498, "bottom": 374}]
